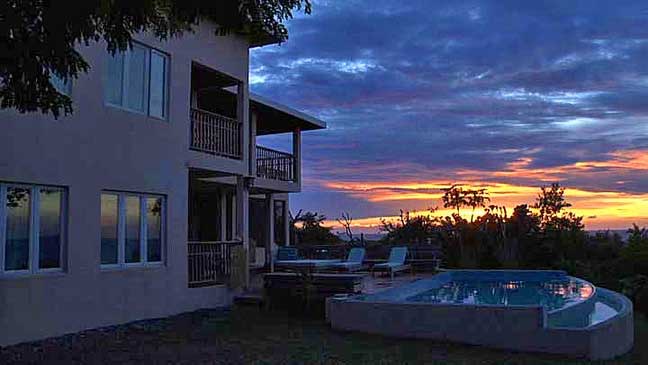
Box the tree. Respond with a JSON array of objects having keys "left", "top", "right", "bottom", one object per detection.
[
  {"left": 533, "top": 183, "right": 572, "bottom": 225},
  {"left": 0, "top": 0, "right": 311, "bottom": 117},
  {"left": 441, "top": 184, "right": 467, "bottom": 216},
  {"left": 380, "top": 210, "right": 441, "bottom": 244},
  {"left": 441, "top": 184, "right": 489, "bottom": 221},
  {"left": 337, "top": 212, "right": 354, "bottom": 242},
  {"left": 466, "top": 188, "right": 490, "bottom": 222},
  {"left": 290, "top": 210, "right": 340, "bottom": 245}
]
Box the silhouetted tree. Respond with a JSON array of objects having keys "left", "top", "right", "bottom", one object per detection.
[
  {"left": 290, "top": 210, "right": 340, "bottom": 245},
  {"left": 0, "top": 0, "right": 311, "bottom": 117},
  {"left": 337, "top": 212, "right": 354, "bottom": 242}
]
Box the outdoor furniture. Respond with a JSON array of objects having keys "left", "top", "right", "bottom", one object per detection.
[
  {"left": 263, "top": 272, "right": 364, "bottom": 314},
  {"left": 371, "top": 246, "right": 411, "bottom": 279},
  {"left": 408, "top": 245, "right": 442, "bottom": 273},
  {"left": 326, "top": 247, "right": 366, "bottom": 272},
  {"left": 276, "top": 247, "right": 299, "bottom": 261},
  {"left": 275, "top": 259, "right": 342, "bottom": 271}
]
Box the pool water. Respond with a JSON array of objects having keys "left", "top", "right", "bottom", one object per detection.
[{"left": 406, "top": 278, "right": 594, "bottom": 311}]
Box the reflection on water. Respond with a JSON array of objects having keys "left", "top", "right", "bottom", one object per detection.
[{"left": 407, "top": 279, "right": 594, "bottom": 311}]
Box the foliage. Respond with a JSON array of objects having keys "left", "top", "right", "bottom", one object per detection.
[
  {"left": 380, "top": 182, "right": 648, "bottom": 314},
  {"left": 441, "top": 184, "right": 490, "bottom": 221},
  {"left": 337, "top": 212, "right": 354, "bottom": 242},
  {"left": 0, "top": 0, "right": 311, "bottom": 117},
  {"left": 621, "top": 275, "right": 648, "bottom": 314},
  {"left": 380, "top": 209, "right": 445, "bottom": 244},
  {"left": 533, "top": 183, "right": 572, "bottom": 225},
  {"left": 290, "top": 210, "right": 341, "bottom": 245}
]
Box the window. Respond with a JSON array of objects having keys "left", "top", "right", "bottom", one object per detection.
[
  {"left": 100, "top": 194, "right": 119, "bottom": 265},
  {"left": 100, "top": 192, "right": 165, "bottom": 268},
  {"left": 0, "top": 183, "right": 66, "bottom": 274},
  {"left": 105, "top": 43, "right": 168, "bottom": 119}
]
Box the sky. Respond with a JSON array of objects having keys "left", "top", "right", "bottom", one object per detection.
[{"left": 250, "top": 0, "right": 648, "bottom": 233}]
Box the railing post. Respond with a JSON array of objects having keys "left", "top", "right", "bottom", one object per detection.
[
  {"left": 187, "top": 240, "right": 244, "bottom": 287},
  {"left": 190, "top": 108, "right": 243, "bottom": 159},
  {"left": 255, "top": 146, "right": 297, "bottom": 182}
]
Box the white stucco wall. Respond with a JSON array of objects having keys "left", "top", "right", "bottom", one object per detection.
[{"left": 0, "top": 22, "right": 251, "bottom": 346}]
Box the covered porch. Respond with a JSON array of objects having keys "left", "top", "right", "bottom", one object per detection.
[{"left": 187, "top": 169, "right": 290, "bottom": 289}]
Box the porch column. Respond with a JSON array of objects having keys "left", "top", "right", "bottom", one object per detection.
[
  {"left": 292, "top": 128, "right": 301, "bottom": 187},
  {"left": 265, "top": 193, "right": 275, "bottom": 272},
  {"left": 284, "top": 197, "right": 291, "bottom": 246},
  {"left": 250, "top": 111, "right": 257, "bottom": 178},
  {"left": 236, "top": 176, "right": 250, "bottom": 288},
  {"left": 230, "top": 193, "right": 236, "bottom": 241},
  {"left": 220, "top": 190, "right": 227, "bottom": 241}
]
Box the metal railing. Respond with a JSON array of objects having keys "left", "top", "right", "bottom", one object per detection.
[
  {"left": 190, "top": 108, "right": 242, "bottom": 159},
  {"left": 256, "top": 146, "right": 296, "bottom": 182},
  {"left": 188, "top": 240, "right": 243, "bottom": 287}
]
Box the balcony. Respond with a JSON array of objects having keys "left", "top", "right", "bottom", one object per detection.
[
  {"left": 256, "top": 146, "right": 296, "bottom": 182},
  {"left": 190, "top": 108, "right": 242, "bottom": 159}
]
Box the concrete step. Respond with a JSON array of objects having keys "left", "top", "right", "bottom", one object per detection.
[{"left": 233, "top": 291, "right": 264, "bottom": 306}]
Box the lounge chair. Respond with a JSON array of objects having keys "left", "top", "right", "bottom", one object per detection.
[
  {"left": 327, "top": 247, "right": 366, "bottom": 272},
  {"left": 275, "top": 246, "right": 300, "bottom": 266},
  {"left": 371, "top": 246, "right": 410, "bottom": 279}
]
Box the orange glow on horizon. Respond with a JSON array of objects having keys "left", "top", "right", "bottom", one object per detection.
[{"left": 316, "top": 148, "right": 648, "bottom": 233}]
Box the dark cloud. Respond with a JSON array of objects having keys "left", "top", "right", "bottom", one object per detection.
[{"left": 251, "top": 0, "right": 648, "bottom": 221}]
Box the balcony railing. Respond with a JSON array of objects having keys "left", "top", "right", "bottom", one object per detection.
[
  {"left": 190, "top": 108, "right": 242, "bottom": 159},
  {"left": 188, "top": 240, "right": 243, "bottom": 287},
  {"left": 256, "top": 146, "right": 296, "bottom": 182}
]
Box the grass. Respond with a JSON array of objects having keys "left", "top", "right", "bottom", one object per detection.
[{"left": 1, "top": 307, "right": 647, "bottom": 364}]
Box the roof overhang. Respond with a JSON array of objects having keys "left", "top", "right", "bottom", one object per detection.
[
  {"left": 247, "top": 31, "right": 282, "bottom": 48},
  {"left": 251, "top": 93, "right": 326, "bottom": 135}
]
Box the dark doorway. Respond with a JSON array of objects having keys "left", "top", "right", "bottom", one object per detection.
[{"left": 188, "top": 192, "right": 221, "bottom": 241}]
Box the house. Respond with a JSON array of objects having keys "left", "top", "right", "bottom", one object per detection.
[{"left": 0, "top": 20, "right": 325, "bottom": 346}]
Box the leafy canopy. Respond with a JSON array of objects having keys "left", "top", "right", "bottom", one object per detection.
[
  {"left": 0, "top": 0, "right": 311, "bottom": 118},
  {"left": 291, "top": 210, "right": 340, "bottom": 245}
]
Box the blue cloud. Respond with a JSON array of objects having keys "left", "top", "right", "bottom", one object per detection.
[{"left": 250, "top": 0, "right": 648, "bottom": 220}]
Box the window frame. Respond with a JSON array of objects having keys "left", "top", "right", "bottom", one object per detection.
[
  {"left": 100, "top": 191, "right": 166, "bottom": 270},
  {"left": 104, "top": 41, "right": 169, "bottom": 120},
  {"left": 0, "top": 183, "right": 67, "bottom": 276},
  {"left": 149, "top": 49, "right": 169, "bottom": 119}
]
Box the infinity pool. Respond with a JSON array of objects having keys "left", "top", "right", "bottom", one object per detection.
[
  {"left": 406, "top": 278, "right": 594, "bottom": 311},
  {"left": 327, "top": 270, "right": 634, "bottom": 360}
]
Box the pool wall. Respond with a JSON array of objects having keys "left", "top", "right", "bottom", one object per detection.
[{"left": 326, "top": 270, "right": 633, "bottom": 360}]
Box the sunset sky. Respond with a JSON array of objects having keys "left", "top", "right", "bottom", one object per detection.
[{"left": 251, "top": 0, "right": 648, "bottom": 233}]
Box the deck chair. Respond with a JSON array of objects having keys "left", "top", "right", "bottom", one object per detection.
[
  {"left": 327, "top": 247, "right": 366, "bottom": 272},
  {"left": 275, "top": 246, "right": 300, "bottom": 265},
  {"left": 371, "top": 246, "right": 410, "bottom": 279}
]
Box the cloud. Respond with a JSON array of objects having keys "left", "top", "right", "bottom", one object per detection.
[{"left": 251, "top": 0, "right": 648, "bottom": 230}]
